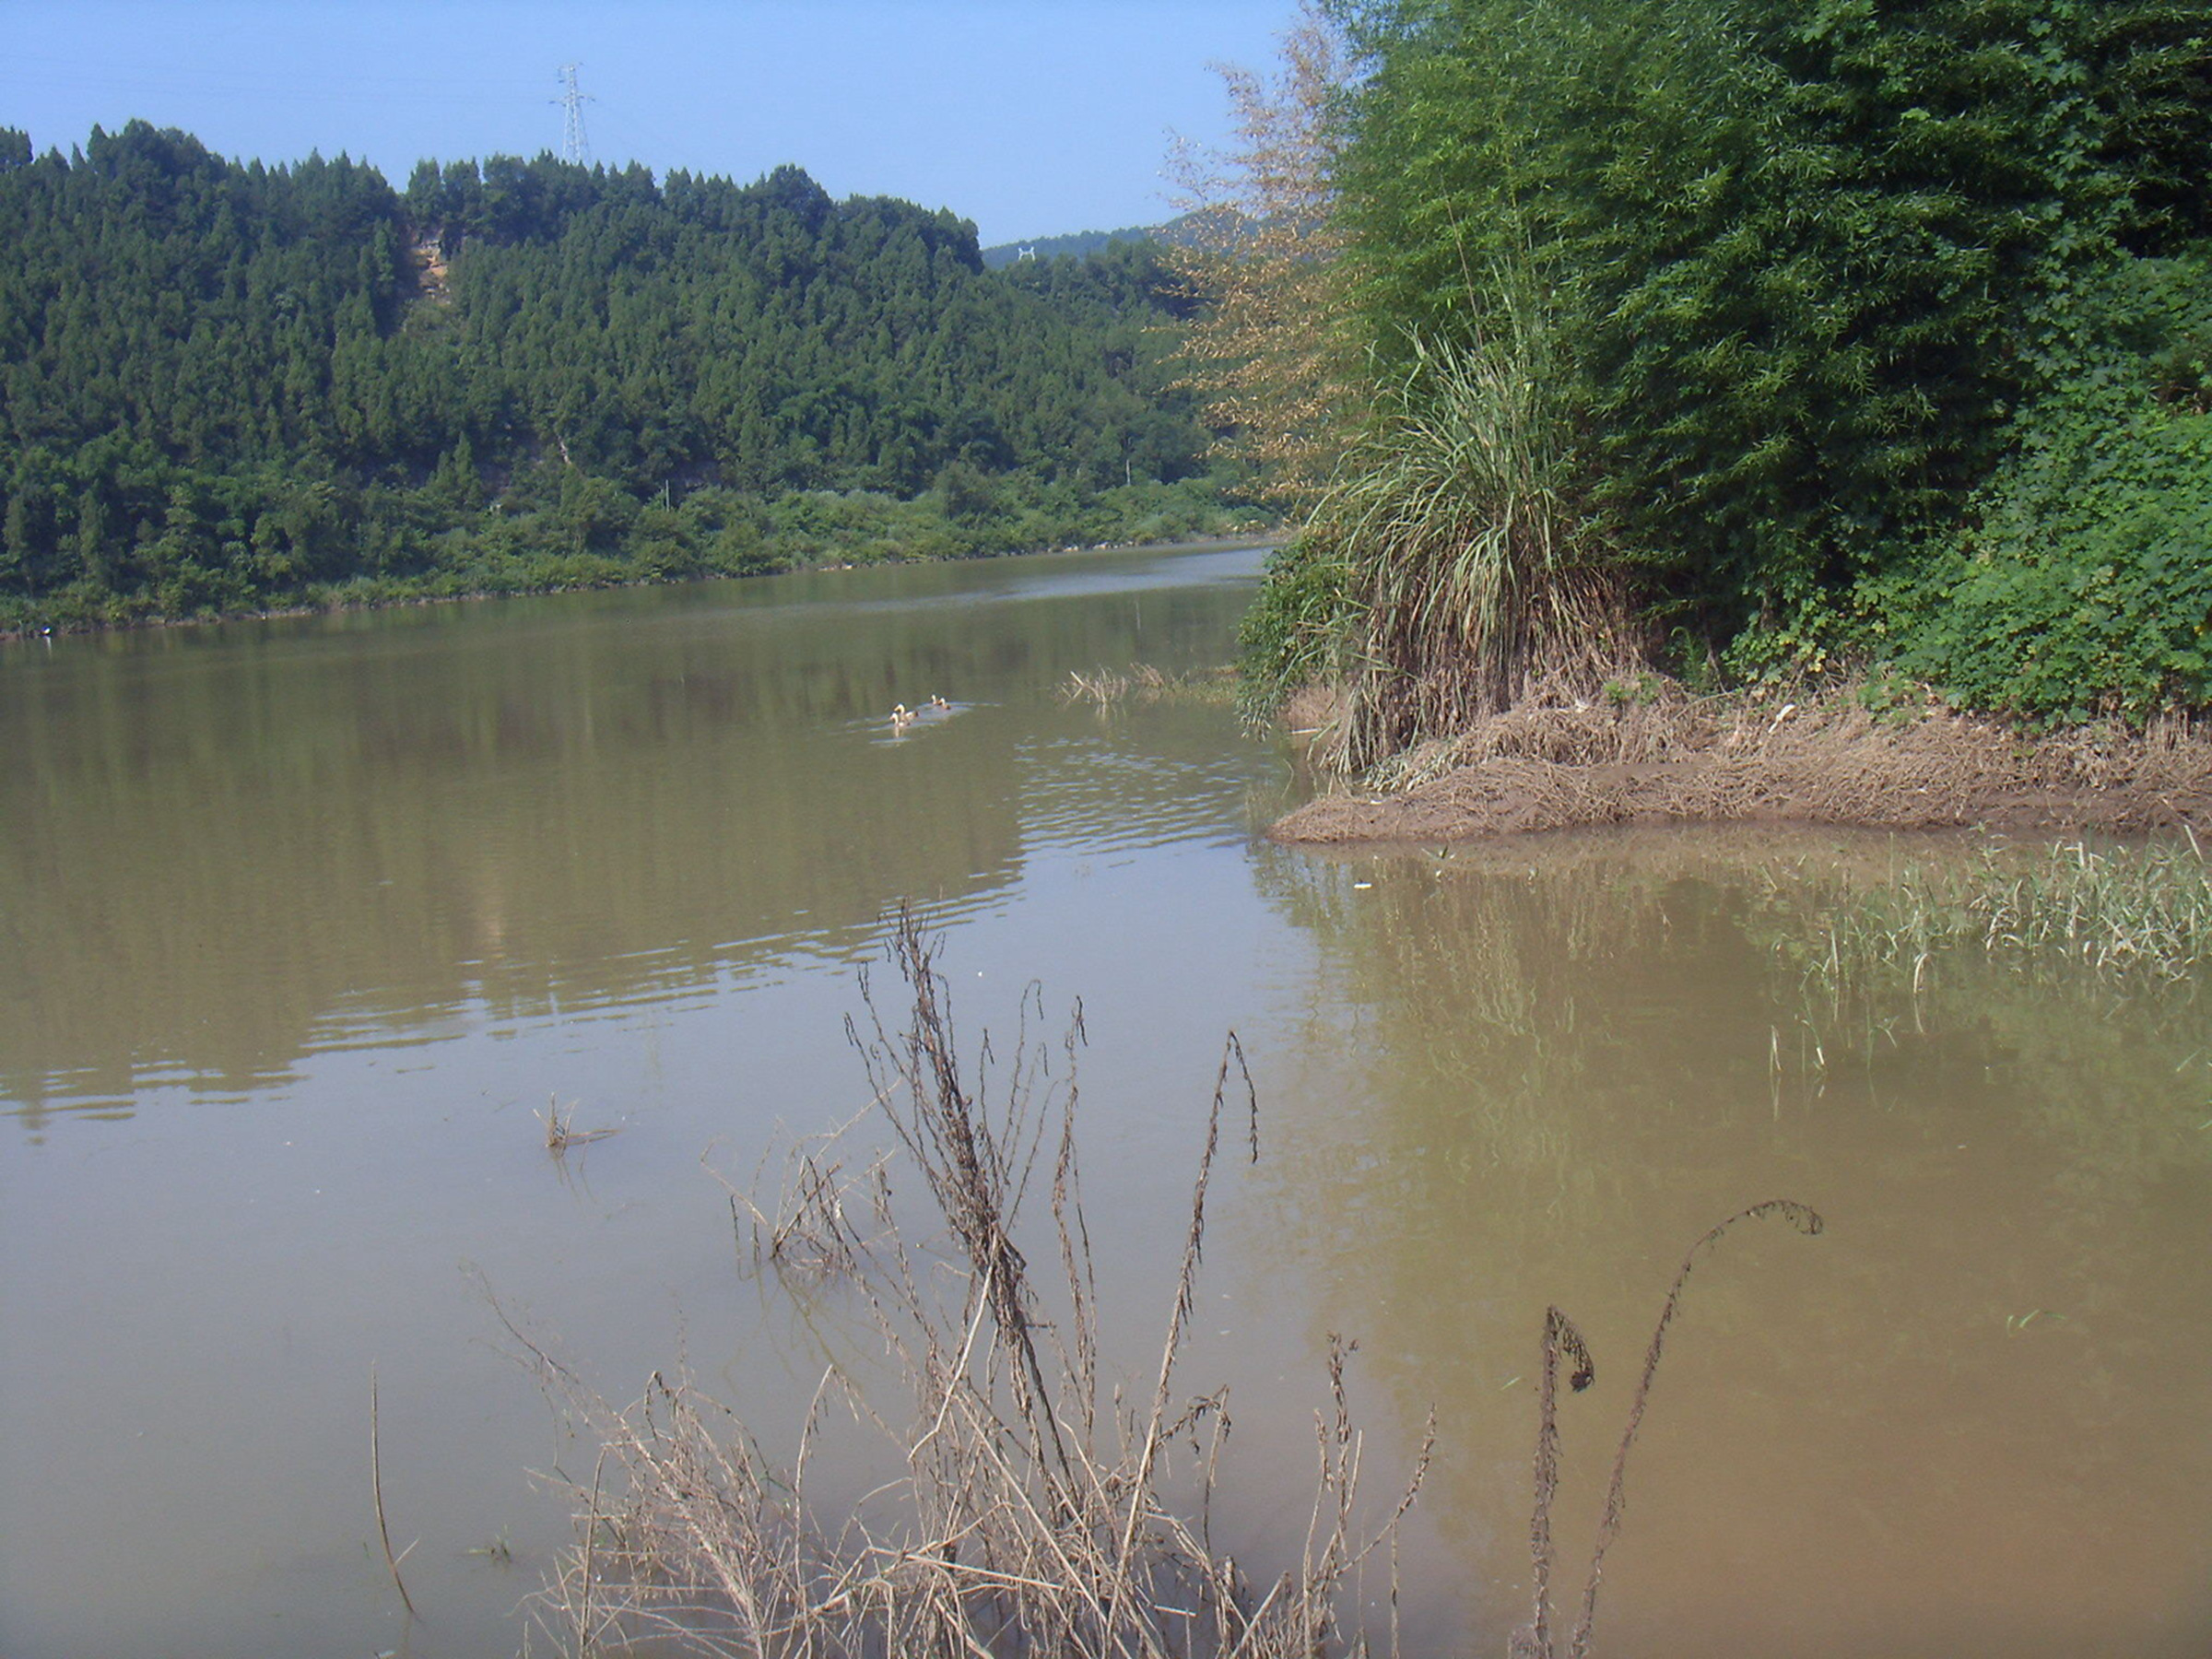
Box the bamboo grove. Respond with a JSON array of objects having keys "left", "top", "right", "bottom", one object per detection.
[{"left": 1231, "top": 0, "right": 2212, "bottom": 759}]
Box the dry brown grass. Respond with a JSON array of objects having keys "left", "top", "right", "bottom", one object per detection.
[
  {"left": 1275, "top": 681, "right": 2212, "bottom": 843},
  {"left": 521, "top": 907, "right": 1427, "bottom": 1658}
]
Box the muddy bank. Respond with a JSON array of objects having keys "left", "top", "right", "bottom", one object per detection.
[{"left": 1270, "top": 692, "right": 2212, "bottom": 844}]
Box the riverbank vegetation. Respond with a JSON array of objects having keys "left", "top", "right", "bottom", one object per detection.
[
  {"left": 1786, "top": 834, "right": 2212, "bottom": 993},
  {"left": 527, "top": 909, "right": 1827, "bottom": 1657},
  {"left": 0, "top": 126, "right": 1263, "bottom": 635},
  {"left": 1233, "top": 1, "right": 2212, "bottom": 773},
  {"left": 525, "top": 912, "right": 1428, "bottom": 1657}
]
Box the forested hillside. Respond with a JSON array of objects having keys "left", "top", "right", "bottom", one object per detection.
[{"left": 0, "top": 122, "right": 1245, "bottom": 630}]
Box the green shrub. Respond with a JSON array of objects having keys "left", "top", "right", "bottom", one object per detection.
[
  {"left": 1235, "top": 532, "right": 1352, "bottom": 725},
  {"left": 1866, "top": 247, "right": 2212, "bottom": 724}
]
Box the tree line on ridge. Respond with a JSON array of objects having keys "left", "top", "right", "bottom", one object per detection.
[{"left": 0, "top": 123, "right": 1253, "bottom": 630}]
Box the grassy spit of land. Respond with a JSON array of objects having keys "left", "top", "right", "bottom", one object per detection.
[{"left": 1230, "top": 2, "right": 2212, "bottom": 848}]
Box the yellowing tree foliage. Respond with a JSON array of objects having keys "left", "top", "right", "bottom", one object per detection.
[{"left": 1165, "top": 5, "right": 1357, "bottom": 511}]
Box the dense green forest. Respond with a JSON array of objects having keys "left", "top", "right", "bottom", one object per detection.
[
  {"left": 1240, "top": 0, "right": 2212, "bottom": 753},
  {"left": 0, "top": 123, "right": 1254, "bottom": 632}
]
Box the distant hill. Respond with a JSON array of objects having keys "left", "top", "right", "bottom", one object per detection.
[
  {"left": 0, "top": 123, "right": 1252, "bottom": 629},
  {"left": 982, "top": 210, "right": 1265, "bottom": 271},
  {"left": 982, "top": 222, "right": 1162, "bottom": 269}
]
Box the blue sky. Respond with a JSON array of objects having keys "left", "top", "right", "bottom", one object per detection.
[{"left": 3, "top": 1, "right": 1303, "bottom": 244}]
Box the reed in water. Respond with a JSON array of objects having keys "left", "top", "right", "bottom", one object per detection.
[
  {"left": 525, "top": 905, "right": 1427, "bottom": 1657},
  {"left": 524, "top": 907, "right": 1827, "bottom": 1656}
]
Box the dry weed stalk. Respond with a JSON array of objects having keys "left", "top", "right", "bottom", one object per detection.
[
  {"left": 370, "top": 1364, "right": 420, "bottom": 1621},
  {"left": 1515, "top": 1200, "right": 1823, "bottom": 1659},
  {"left": 541, "top": 1095, "right": 620, "bottom": 1154},
  {"left": 712, "top": 1101, "right": 891, "bottom": 1278},
  {"left": 525, "top": 906, "right": 1425, "bottom": 1657}
]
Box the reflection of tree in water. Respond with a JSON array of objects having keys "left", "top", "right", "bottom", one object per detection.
[
  {"left": 0, "top": 637, "right": 1024, "bottom": 1116},
  {"left": 1251, "top": 834, "right": 1758, "bottom": 1189},
  {"left": 1243, "top": 830, "right": 2212, "bottom": 1658},
  {"left": 1253, "top": 829, "right": 2212, "bottom": 1218},
  {"left": 0, "top": 561, "right": 1262, "bottom": 1123}
]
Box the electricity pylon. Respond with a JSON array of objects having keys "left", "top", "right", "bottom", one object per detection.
[{"left": 554, "top": 64, "right": 594, "bottom": 165}]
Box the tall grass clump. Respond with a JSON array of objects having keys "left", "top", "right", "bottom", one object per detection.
[
  {"left": 524, "top": 907, "right": 1426, "bottom": 1658},
  {"left": 1315, "top": 280, "right": 1630, "bottom": 776}
]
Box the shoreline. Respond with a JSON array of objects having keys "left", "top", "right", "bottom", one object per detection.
[
  {"left": 1267, "top": 689, "right": 2212, "bottom": 845},
  {"left": 0, "top": 530, "right": 1285, "bottom": 648}
]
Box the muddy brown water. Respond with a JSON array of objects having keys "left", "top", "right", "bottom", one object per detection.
[{"left": 2, "top": 546, "right": 2207, "bottom": 1658}]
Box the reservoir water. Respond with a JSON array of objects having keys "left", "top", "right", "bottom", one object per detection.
[{"left": 3, "top": 544, "right": 2207, "bottom": 1657}]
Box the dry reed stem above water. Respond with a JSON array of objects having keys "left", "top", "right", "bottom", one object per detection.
[
  {"left": 521, "top": 905, "right": 1428, "bottom": 1658},
  {"left": 1515, "top": 1200, "right": 1824, "bottom": 1659},
  {"left": 540, "top": 1094, "right": 621, "bottom": 1154},
  {"left": 711, "top": 1098, "right": 891, "bottom": 1279},
  {"left": 370, "top": 1364, "right": 420, "bottom": 1622},
  {"left": 1062, "top": 664, "right": 1239, "bottom": 712}
]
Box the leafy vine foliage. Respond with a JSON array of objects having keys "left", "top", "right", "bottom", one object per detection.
[{"left": 0, "top": 124, "right": 1237, "bottom": 627}]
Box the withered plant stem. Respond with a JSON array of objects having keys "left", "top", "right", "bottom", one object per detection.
[
  {"left": 1522, "top": 1199, "right": 1823, "bottom": 1659},
  {"left": 1522, "top": 1305, "right": 1591, "bottom": 1659},
  {"left": 521, "top": 903, "right": 1425, "bottom": 1658},
  {"left": 369, "top": 1365, "right": 419, "bottom": 1622},
  {"left": 1568, "top": 1199, "right": 1823, "bottom": 1658}
]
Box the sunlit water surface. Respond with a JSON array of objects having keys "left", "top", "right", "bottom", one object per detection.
[{"left": 3, "top": 546, "right": 2207, "bottom": 1658}]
